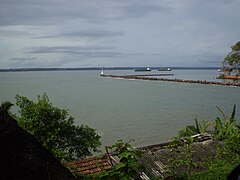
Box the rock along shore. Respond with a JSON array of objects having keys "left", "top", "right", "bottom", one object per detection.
[{"left": 100, "top": 74, "right": 240, "bottom": 87}]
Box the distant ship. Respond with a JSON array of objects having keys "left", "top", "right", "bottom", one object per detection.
[
  {"left": 158, "top": 68, "right": 172, "bottom": 71},
  {"left": 134, "top": 68, "right": 151, "bottom": 72}
]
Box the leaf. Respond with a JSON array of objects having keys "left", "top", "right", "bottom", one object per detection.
[
  {"left": 230, "top": 104, "right": 236, "bottom": 123},
  {"left": 216, "top": 106, "right": 228, "bottom": 121},
  {"left": 114, "top": 162, "right": 125, "bottom": 171},
  {"left": 194, "top": 116, "right": 203, "bottom": 134},
  {"left": 119, "top": 151, "right": 132, "bottom": 159},
  {"left": 215, "top": 117, "right": 223, "bottom": 131}
]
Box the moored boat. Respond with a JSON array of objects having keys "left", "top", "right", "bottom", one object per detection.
[
  {"left": 224, "top": 75, "right": 240, "bottom": 79},
  {"left": 134, "top": 68, "right": 151, "bottom": 72},
  {"left": 158, "top": 68, "right": 172, "bottom": 71}
]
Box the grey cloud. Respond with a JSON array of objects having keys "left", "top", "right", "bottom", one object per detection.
[
  {"left": 200, "top": 60, "right": 223, "bottom": 65},
  {"left": 0, "top": 0, "right": 90, "bottom": 26},
  {"left": 0, "top": 29, "right": 33, "bottom": 37},
  {"left": 29, "top": 46, "right": 124, "bottom": 58},
  {"left": 193, "top": 53, "right": 226, "bottom": 67},
  {"left": 103, "top": 1, "right": 168, "bottom": 20},
  {"left": 7, "top": 55, "right": 75, "bottom": 68},
  {"left": 8, "top": 57, "right": 39, "bottom": 67},
  {"left": 182, "top": 1, "right": 240, "bottom": 27},
  {"left": 75, "top": 52, "right": 124, "bottom": 58},
  {"left": 0, "top": 0, "right": 168, "bottom": 26},
  {"left": 29, "top": 46, "right": 114, "bottom": 53},
  {"left": 9, "top": 57, "right": 37, "bottom": 61},
  {"left": 0, "top": 0, "right": 240, "bottom": 68},
  {"left": 35, "top": 30, "right": 124, "bottom": 39},
  {"left": 118, "top": 2, "right": 167, "bottom": 18}
]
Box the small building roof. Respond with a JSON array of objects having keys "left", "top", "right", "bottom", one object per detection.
[
  {"left": 65, "top": 134, "right": 220, "bottom": 179},
  {"left": 139, "top": 138, "right": 221, "bottom": 179},
  {"left": 65, "top": 154, "right": 112, "bottom": 175}
]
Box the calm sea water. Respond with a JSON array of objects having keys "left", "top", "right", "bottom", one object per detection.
[{"left": 1, "top": 69, "right": 240, "bottom": 149}]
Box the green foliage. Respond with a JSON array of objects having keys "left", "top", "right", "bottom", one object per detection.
[
  {"left": 217, "top": 131, "right": 240, "bottom": 163},
  {"left": 217, "top": 73, "right": 225, "bottom": 79},
  {"left": 215, "top": 106, "right": 240, "bottom": 162},
  {"left": 230, "top": 104, "right": 236, "bottom": 123},
  {"left": 189, "top": 156, "right": 237, "bottom": 180},
  {"left": 15, "top": 93, "right": 101, "bottom": 162},
  {"left": 169, "top": 105, "right": 239, "bottom": 179},
  {"left": 224, "top": 41, "right": 240, "bottom": 71},
  {"left": 189, "top": 105, "right": 239, "bottom": 179},
  {"left": 94, "top": 140, "right": 144, "bottom": 180},
  {"left": 176, "top": 105, "right": 237, "bottom": 142},
  {"left": 191, "top": 166, "right": 232, "bottom": 180},
  {"left": 177, "top": 117, "right": 209, "bottom": 138},
  {"left": 213, "top": 105, "right": 237, "bottom": 140},
  {"left": 167, "top": 145, "right": 198, "bottom": 178}
]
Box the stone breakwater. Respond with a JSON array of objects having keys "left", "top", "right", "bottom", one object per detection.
[{"left": 100, "top": 74, "right": 240, "bottom": 87}]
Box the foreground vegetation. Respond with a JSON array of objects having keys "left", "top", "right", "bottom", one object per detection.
[
  {"left": 15, "top": 94, "right": 101, "bottom": 162},
  {"left": 72, "top": 105, "right": 240, "bottom": 179},
  {"left": 1, "top": 94, "right": 240, "bottom": 179},
  {"left": 168, "top": 105, "right": 240, "bottom": 179}
]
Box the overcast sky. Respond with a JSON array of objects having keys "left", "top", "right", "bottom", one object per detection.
[{"left": 0, "top": 0, "right": 239, "bottom": 68}]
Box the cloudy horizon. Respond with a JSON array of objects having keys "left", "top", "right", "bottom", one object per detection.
[{"left": 0, "top": 0, "right": 239, "bottom": 68}]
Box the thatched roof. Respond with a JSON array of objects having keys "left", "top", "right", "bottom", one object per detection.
[{"left": 0, "top": 106, "right": 76, "bottom": 180}]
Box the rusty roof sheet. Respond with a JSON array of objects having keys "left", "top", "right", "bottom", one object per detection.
[{"left": 65, "top": 155, "right": 112, "bottom": 175}]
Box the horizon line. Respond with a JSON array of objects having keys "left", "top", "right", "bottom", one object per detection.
[{"left": 0, "top": 66, "right": 220, "bottom": 72}]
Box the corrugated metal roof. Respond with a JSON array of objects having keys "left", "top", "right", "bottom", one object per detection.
[
  {"left": 65, "top": 134, "right": 219, "bottom": 179},
  {"left": 139, "top": 139, "right": 221, "bottom": 178}
]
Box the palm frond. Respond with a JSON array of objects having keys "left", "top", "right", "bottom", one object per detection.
[{"left": 0, "top": 101, "right": 14, "bottom": 111}]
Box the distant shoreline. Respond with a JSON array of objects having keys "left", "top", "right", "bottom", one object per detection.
[
  {"left": 0, "top": 67, "right": 219, "bottom": 72},
  {"left": 100, "top": 74, "right": 240, "bottom": 87}
]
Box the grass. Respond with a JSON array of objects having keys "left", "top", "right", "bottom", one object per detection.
[{"left": 190, "top": 158, "right": 237, "bottom": 179}]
